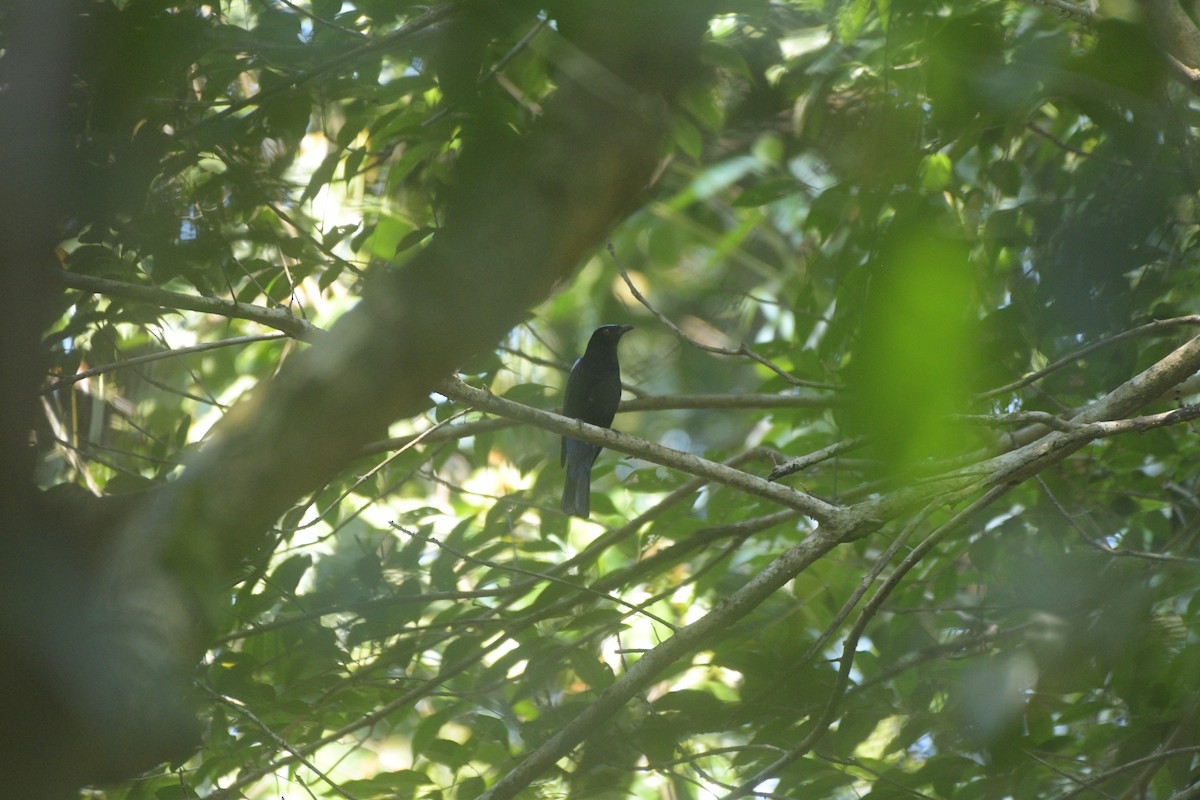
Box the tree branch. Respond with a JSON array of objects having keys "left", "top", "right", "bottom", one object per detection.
[
  {"left": 47, "top": 269, "right": 323, "bottom": 341},
  {"left": 1140, "top": 0, "right": 1200, "bottom": 72},
  {"left": 359, "top": 393, "right": 835, "bottom": 456},
  {"left": 768, "top": 437, "right": 866, "bottom": 482},
  {"left": 979, "top": 316, "right": 1200, "bottom": 400},
  {"left": 863, "top": 334, "right": 1200, "bottom": 525},
  {"left": 622, "top": 392, "right": 839, "bottom": 411},
  {"left": 67, "top": 7, "right": 722, "bottom": 792},
  {"left": 41, "top": 333, "right": 291, "bottom": 394},
  {"left": 721, "top": 483, "right": 1012, "bottom": 800},
  {"left": 436, "top": 375, "right": 842, "bottom": 524},
  {"left": 476, "top": 519, "right": 849, "bottom": 800}
]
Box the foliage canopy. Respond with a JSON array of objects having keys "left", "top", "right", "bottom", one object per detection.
[{"left": 7, "top": 0, "right": 1200, "bottom": 799}]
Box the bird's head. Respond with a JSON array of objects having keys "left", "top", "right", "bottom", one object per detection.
[
  {"left": 580, "top": 324, "right": 633, "bottom": 358},
  {"left": 585, "top": 324, "right": 634, "bottom": 354},
  {"left": 594, "top": 324, "right": 634, "bottom": 339}
]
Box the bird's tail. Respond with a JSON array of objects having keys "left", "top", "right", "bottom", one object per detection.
[{"left": 561, "top": 444, "right": 594, "bottom": 518}]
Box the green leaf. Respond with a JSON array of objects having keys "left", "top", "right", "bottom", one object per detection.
[
  {"left": 670, "top": 116, "right": 704, "bottom": 160},
  {"left": 302, "top": 149, "right": 342, "bottom": 202},
  {"left": 919, "top": 152, "right": 954, "bottom": 190},
  {"left": 734, "top": 177, "right": 803, "bottom": 207},
  {"left": 454, "top": 776, "right": 486, "bottom": 800},
  {"left": 837, "top": 0, "right": 872, "bottom": 43},
  {"left": 339, "top": 770, "right": 432, "bottom": 800},
  {"left": 569, "top": 649, "right": 615, "bottom": 689},
  {"left": 265, "top": 554, "right": 311, "bottom": 597}
]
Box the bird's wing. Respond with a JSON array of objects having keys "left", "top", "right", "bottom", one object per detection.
[
  {"left": 562, "top": 357, "right": 585, "bottom": 413},
  {"left": 561, "top": 357, "right": 584, "bottom": 467}
]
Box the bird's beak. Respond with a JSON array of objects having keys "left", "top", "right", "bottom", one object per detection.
[{"left": 618, "top": 325, "right": 634, "bottom": 335}]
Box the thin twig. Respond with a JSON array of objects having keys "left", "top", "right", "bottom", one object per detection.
[
  {"left": 1026, "top": 122, "right": 1134, "bottom": 168},
  {"left": 282, "top": 410, "right": 466, "bottom": 533},
  {"left": 1027, "top": 750, "right": 1122, "bottom": 800},
  {"left": 268, "top": 0, "right": 367, "bottom": 39},
  {"left": 421, "top": 18, "right": 550, "bottom": 128},
  {"left": 1053, "top": 745, "right": 1200, "bottom": 800},
  {"left": 147, "top": 324, "right": 224, "bottom": 408},
  {"left": 392, "top": 524, "right": 680, "bottom": 632},
  {"left": 48, "top": 268, "right": 323, "bottom": 340},
  {"left": 721, "top": 483, "right": 1012, "bottom": 800},
  {"left": 181, "top": 5, "right": 453, "bottom": 136},
  {"left": 979, "top": 316, "right": 1200, "bottom": 399},
  {"left": 816, "top": 751, "right": 942, "bottom": 800},
  {"left": 49, "top": 433, "right": 179, "bottom": 468},
  {"left": 607, "top": 242, "right": 837, "bottom": 390},
  {"left": 213, "top": 588, "right": 515, "bottom": 644},
  {"left": 127, "top": 365, "right": 229, "bottom": 409},
  {"left": 855, "top": 623, "right": 1033, "bottom": 692},
  {"left": 266, "top": 199, "right": 366, "bottom": 278},
  {"left": 768, "top": 437, "right": 866, "bottom": 482},
  {"left": 623, "top": 393, "right": 838, "bottom": 411},
  {"left": 40, "top": 397, "right": 103, "bottom": 494},
  {"left": 1037, "top": 476, "right": 1200, "bottom": 564},
  {"left": 475, "top": 521, "right": 851, "bottom": 800},
  {"left": 799, "top": 500, "right": 939, "bottom": 664},
  {"left": 203, "top": 686, "right": 363, "bottom": 800},
  {"left": 204, "top": 630, "right": 513, "bottom": 798},
  {"left": 42, "top": 333, "right": 291, "bottom": 394}
]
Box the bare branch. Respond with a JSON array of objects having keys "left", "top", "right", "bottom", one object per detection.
[
  {"left": 42, "top": 333, "right": 291, "bottom": 394},
  {"left": 357, "top": 391, "right": 831, "bottom": 459},
  {"left": 48, "top": 268, "right": 323, "bottom": 341},
  {"left": 768, "top": 437, "right": 866, "bottom": 482},
  {"left": 1037, "top": 476, "right": 1200, "bottom": 564},
  {"left": 864, "top": 334, "right": 1200, "bottom": 523},
  {"left": 800, "top": 501, "right": 936, "bottom": 664},
  {"left": 956, "top": 411, "right": 1078, "bottom": 432},
  {"left": 623, "top": 392, "right": 838, "bottom": 411},
  {"left": 213, "top": 587, "right": 515, "bottom": 644},
  {"left": 608, "top": 243, "right": 837, "bottom": 390},
  {"left": 979, "top": 317, "right": 1200, "bottom": 400},
  {"left": 436, "top": 375, "right": 843, "bottom": 524},
  {"left": 1055, "top": 746, "right": 1200, "bottom": 800}
]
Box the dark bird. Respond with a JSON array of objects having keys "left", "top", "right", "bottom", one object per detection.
[{"left": 561, "top": 324, "right": 633, "bottom": 518}]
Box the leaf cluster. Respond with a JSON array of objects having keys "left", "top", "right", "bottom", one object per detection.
[{"left": 29, "top": 1, "right": 1200, "bottom": 799}]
